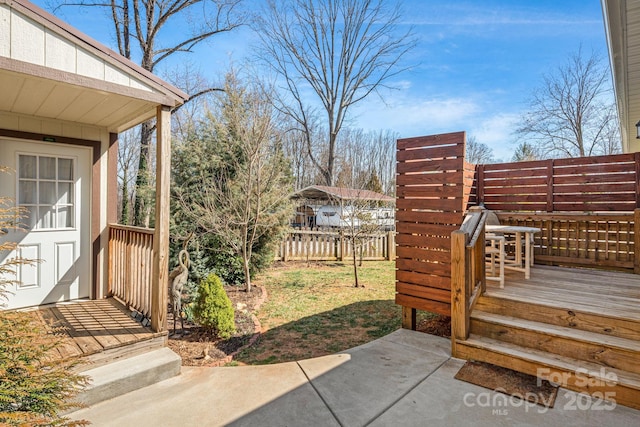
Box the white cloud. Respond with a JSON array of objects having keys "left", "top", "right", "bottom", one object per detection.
[
  {"left": 470, "top": 113, "right": 521, "bottom": 161},
  {"left": 352, "top": 96, "right": 481, "bottom": 137}
]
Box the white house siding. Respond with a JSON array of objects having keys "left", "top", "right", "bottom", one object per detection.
[
  {"left": 0, "top": 3, "right": 155, "bottom": 95},
  {"left": 0, "top": 111, "right": 111, "bottom": 298}
]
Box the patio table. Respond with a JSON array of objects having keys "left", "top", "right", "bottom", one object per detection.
[{"left": 485, "top": 225, "right": 541, "bottom": 279}]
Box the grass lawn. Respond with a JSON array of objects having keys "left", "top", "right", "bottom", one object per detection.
[{"left": 234, "top": 260, "right": 434, "bottom": 365}]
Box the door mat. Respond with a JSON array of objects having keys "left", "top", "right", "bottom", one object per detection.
[{"left": 454, "top": 361, "right": 559, "bottom": 408}]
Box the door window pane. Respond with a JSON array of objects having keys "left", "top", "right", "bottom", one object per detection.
[
  {"left": 21, "top": 206, "right": 36, "bottom": 229},
  {"left": 57, "top": 206, "right": 73, "bottom": 228},
  {"left": 18, "top": 155, "right": 75, "bottom": 230},
  {"left": 57, "top": 183, "right": 73, "bottom": 205},
  {"left": 38, "top": 206, "right": 54, "bottom": 229},
  {"left": 39, "top": 182, "right": 56, "bottom": 204},
  {"left": 39, "top": 157, "right": 56, "bottom": 180},
  {"left": 19, "top": 156, "right": 36, "bottom": 179},
  {"left": 58, "top": 158, "right": 73, "bottom": 180},
  {"left": 18, "top": 181, "right": 36, "bottom": 204}
]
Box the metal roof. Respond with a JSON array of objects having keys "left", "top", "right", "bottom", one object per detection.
[{"left": 293, "top": 185, "right": 394, "bottom": 203}]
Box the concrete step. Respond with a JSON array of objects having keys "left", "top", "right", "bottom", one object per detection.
[{"left": 74, "top": 347, "right": 181, "bottom": 407}]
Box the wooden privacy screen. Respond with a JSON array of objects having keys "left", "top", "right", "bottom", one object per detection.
[
  {"left": 395, "top": 132, "right": 467, "bottom": 317},
  {"left": 471, "top": 153, "right": 640, "bottom": 212}
]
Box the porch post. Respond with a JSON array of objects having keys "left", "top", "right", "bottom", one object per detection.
[{"left": 151, "top": 105, "right": 171, "bottom": 333}]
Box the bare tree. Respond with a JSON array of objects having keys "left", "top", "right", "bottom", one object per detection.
[
  {"left": 167, "top": 62, "right": 219, "bottom": 143},
  {"left": 517, "top": 48, "right": 620, "bottom": 158},
  {"left": 257, "top": 0, "right": 414, "bottom": 186},
  {"left": 333, "top": 128, "right": 397, "bottom": 194},
  {"left": 465, "top": 136, "right": 494, "bottom": 164},
  {"left": 335, "top": 191, "right": 387, "bottom": 287},
  {"left": 178, "top": 73, "right": 293, "bottom": 292},
  {"left": 55, "top": 0, "right": 246, "bottom": 226},
  {"left": 117, "top": 128, "right": 141, "bottom": 224}
]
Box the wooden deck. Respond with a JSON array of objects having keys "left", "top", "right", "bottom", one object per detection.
[
  {"left": 485, "top": 265, "right": 640, "bottom": 322},
  {"left": 31, "top": 298, "right": 166, "bottom": 366},
  {"left": 455, "top": 264, "right": 640, "bottom": 409}
]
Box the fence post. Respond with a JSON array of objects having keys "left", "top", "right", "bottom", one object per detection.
[
  {"left": 402, "top": 306, "right": 416, "bottom": 330},
  {"left": 546, "top": 159, "right": 554, "bottom": 212},
  {"left": 477, "top": 164, "right": 485, "bottom": 206},
  {"left": 635, "top": 209, "right": 640, "bottom": 274},
  {"left": 282, "top": 237, "right": 288, "bottom": 262},
  {"left": 451, "top": 229, "right": 469, "bottom": 357},
  {"left": 387, "top": 230, "right": 395, "bottom": 260}
]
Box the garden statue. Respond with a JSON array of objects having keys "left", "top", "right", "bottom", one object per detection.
[{"left": 169, "top": 248, "right": 190, "bottom": 335}]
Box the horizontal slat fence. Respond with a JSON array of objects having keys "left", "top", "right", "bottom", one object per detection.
[
  {"left": 396, "top": 132, "right": 467, "bottom": 320},
  {"left": 497, "top": 212, "right": 639, "bottom": 272},
  {"left": 108, "top": 224, "right": 154, "bottom": 318},
  {"left": 277, "top": 228, "right": 394, "bottom": 261},
  {"left": 470, "top": 153, "right": 640, "bottom": 212}
]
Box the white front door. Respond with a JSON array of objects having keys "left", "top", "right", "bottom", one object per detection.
[{"left": 0, "top": 139, "right": 91, "bottom": 309}]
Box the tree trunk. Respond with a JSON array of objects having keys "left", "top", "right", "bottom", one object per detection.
[
  {"left": 121, "top": 170, "right": 129, "bottom": 225},
  {"left": 243, "top": 255, "right": 252, "bottom": 293},
  {"left": 133, "top": 121, "right": 153, "bottom": 227},
  {"left": 352, "top": 239, "right": 359, "bottom": 287}
]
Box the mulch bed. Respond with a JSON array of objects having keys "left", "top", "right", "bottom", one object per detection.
[
  {"left": 167, "top": 285, "right": 266, "bottom": 366},
  {"left": 416, "top": 314, "right": 451, "bottom": 338}
]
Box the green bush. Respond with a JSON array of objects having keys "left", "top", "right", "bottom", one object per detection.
[
  {"left": 193, "top": 274, "right": 236, "bottom": 339},
  {"left": 0, "top": 311, "right": 89, "bottom": 426}
]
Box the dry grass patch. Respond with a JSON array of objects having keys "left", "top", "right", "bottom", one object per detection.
[{"left": 234, "top": 261, "right": 435, "bottom": 365}]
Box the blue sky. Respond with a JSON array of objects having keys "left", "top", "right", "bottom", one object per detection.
[{"left": 36, "top": 0, "right": 609, "bottom": 161}]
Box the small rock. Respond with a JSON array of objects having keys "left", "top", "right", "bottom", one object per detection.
[
  {"left": 202, "top": 345, "right": 211, "bottom": 361},
  {"left": 236, "top": 302, "right": 247, "bottom": 311}
]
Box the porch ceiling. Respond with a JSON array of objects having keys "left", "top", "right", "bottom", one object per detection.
[
  {"left": 0, "top": 67, "right": 161, "bottom": 133},
  {"left": 603, "top": 0, "right": 640, "bottom": 153}
]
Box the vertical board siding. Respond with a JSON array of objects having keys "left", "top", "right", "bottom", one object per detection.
[
  {"left": 3, "top": 3, "right": 153, "bottom": 92},
  {"left": 395, "top": 132, "right": 467, "bottom": 316}
]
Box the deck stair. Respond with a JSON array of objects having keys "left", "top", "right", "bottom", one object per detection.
[{"left": 454, "top": 292, "right": 640, "bottom": 410}]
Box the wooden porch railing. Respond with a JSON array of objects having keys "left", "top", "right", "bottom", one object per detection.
[
  {"left": 108, "top": 224, "right": 154, "bottom": 319},
  {"left": 451, "top": 208, "right": 488, "bottom": 355}
]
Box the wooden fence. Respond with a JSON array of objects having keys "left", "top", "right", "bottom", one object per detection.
[
  {"left": 466, "top": 152, "right": 640, "bottom": 272},
  {"left": 108, "top": 224, "right": 154, "bottom": 318},
  {"left": 276, "top": 228, "right": 395, "bottom": 261},
  {"left": 471, "top": 153, "right": 640, "bottom": 212},
  {"left": 395, "top": 133, "right": 640, "bottom": 325},
  {"left": 395, "top": 132, "right": 468, "bottom": 324}
]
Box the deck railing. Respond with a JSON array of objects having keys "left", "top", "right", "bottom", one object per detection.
[
  {"left": 451, "top": 208, "right": 488, "bottom": 353},
  {"left": 497, "top": 211, "right": 640, "bottom": 273},
  {"left": 108, "top": 224, "right": 154, "bottom": 319}
]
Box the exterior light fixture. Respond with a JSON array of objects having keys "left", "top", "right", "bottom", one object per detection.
[{"left": 636, "top": 120, "right": 640, "bottom": 139}]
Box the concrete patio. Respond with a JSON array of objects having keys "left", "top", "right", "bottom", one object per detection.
[{"left": 69, "top": 329, "right": 639, "bottom": 426}]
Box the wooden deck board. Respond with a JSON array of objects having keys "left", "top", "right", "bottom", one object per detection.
[
  {"left": 34, "top": 298, "right": 156, "bottom": 361},
  {"left": 486, "top": 265, "right": 640, "bottom": 320},
  {"left": 36, "top": 308, "right": 83, "bottom": 360}
]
